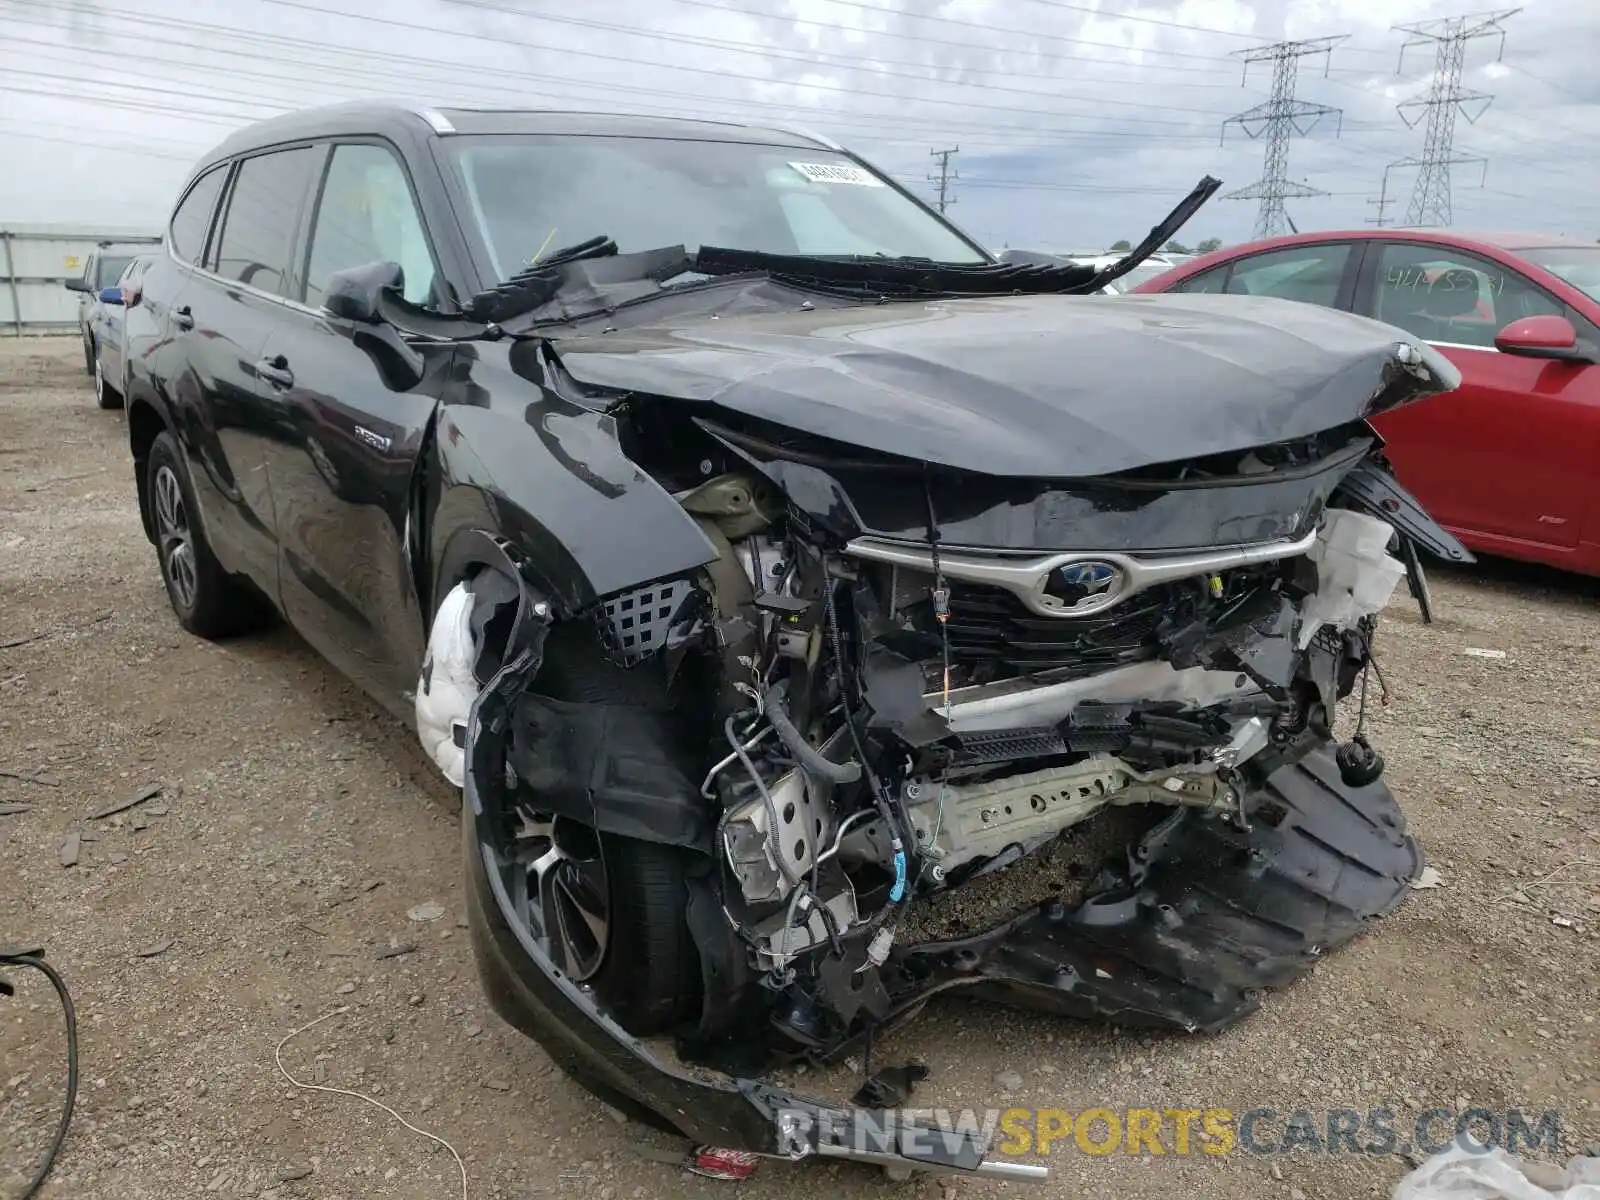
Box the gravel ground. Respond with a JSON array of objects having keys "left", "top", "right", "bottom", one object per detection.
[{"left": 2, "top": 336, "right": 1597, "bottom": 1200}]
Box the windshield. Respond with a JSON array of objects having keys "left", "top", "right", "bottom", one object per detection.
[
  {"left": 97, "top": 255, "right": 133, "bottom": 288},
  {"left": 443, "top": 135, "right": 988, "bottom": 284},
  {"left": 1518, "top": 246, "right": 1600, "bottom": 301}
]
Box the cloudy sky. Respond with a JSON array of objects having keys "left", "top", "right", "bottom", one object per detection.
[{"left": 1, "top": 0, "right": 1595, "bottom": 252}]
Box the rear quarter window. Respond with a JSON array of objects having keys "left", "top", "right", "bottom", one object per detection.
[{"left": 169, "top": 164, "right": 230, "bottom": 266}]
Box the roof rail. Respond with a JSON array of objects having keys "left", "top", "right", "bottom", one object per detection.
[
  {"left": 414, "top": 107, "right": 456, "bottom": 134},
  {"left": 777, "top": 125, "right": 844, "bottom": 151}
]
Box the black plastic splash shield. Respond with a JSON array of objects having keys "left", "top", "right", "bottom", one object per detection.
[{"left": 886, "top": 742, "right": 1423, "bottom": 1031}]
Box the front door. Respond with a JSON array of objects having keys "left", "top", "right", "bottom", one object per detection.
[
  {"left": 1360, "top": 241, "right": 1600, "bottom": 550},
  {"left": 261, "top": 140, "right": 455, "bottom": 714}
]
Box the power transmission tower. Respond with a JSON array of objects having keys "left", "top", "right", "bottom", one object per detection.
[
  {"left": 1221, "top": 37, "right": 1347, "bottom": 240},
  {"left": 1385, "top": 9, "right": 1519, "bottom": 227},
  {"left": 928, "top": 146, "right": 959, "bottom": 213}
]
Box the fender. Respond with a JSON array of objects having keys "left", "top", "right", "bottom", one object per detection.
[
  {"left": 428, "top": 339, "right": 719, "bottom": 616},
  {"left": 430, "top": 527, "right": 712, "bottom": 852}
]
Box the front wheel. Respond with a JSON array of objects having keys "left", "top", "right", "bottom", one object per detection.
[
  {"left": 505, "top": 811, "right": 700, "bottom": 1035},
  {"left": 82, "top": 332, "right": 95, "bottom": 377},
  {"left": 146, "top": 432, "right": 270, "bottom": 639},
  {"left": 94, "top": 352, "right": 123, "bottom": 410}
]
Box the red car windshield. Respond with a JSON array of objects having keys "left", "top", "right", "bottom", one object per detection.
[{"left": 1517, "top": 246, "right": 1600, "bottom": 302}]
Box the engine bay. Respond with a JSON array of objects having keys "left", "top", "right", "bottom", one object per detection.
[{"left": 440, "top": 433, "right": 1432, "bottom": 1071}]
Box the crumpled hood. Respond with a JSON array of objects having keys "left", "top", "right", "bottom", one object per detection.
[{"left": 550, "top": 291, "right": 1460, "bottom": 477}]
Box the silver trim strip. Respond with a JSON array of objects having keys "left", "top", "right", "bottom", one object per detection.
[
  {"left": 811, "top": 1141, "right": 1050, "bottom": 1181},
  {"left": 845, "top": 530, "right": 1319, "bottom": 619},
  {"left": 415, "top": 107, "right": 455, "bottom": 134},
  {"left": 778, "top": 124, "right": 844, "bottom": 151}
]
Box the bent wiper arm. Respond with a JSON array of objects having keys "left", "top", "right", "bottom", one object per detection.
[
  {"left": 1083, "top": 175, "right": 1222, "bottom": 293},
  {"left": 463, "top": 234, "right": 619, "bottom": 324}
]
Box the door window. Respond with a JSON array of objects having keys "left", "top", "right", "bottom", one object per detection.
[
  {"left": 1222, "top": 243, "right": 1352, "bottom": 307},
  {"left": 1368, "top": 243, "right": 1564, "bottom": 348},
  {"left": 212, "top": 146, "right": 322, "bottom": 298},
  {"left": 1176, "top": 264, "right": 1229, "bottom": 294},
  {"left": 169, "top": 164, "right": 228, "bottom": 266},
  {"left": 305, "top": 144, "right": 437, "bottom": 308}
]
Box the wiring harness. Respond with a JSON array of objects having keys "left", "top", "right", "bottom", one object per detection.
[{"left": 0, "top": 946, "right": 77, "bottom": 1200}]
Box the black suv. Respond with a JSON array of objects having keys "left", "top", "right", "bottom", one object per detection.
[{"left": 125, "top": 101, "right": 1469, "bottom": 1180}]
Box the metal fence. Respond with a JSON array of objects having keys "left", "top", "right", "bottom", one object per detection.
[{"left": 1, "top": 223, "right": 162, "bottom": 336}]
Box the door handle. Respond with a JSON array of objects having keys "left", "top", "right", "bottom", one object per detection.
[
  {"left": 172, "top": 305, "right": 194, "bottom": 330},
  {"left": 257, "top": 354, "right": 294, "bottom": 389}
]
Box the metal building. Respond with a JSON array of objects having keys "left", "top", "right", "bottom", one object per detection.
[{"left": 1, "top": 223, "right": 162, "bottom": 336}]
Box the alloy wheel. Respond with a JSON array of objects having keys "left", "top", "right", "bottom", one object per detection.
[
  {"left": 509, "top": 809, "right": 611, "bottom": 981},
  {"left": 153, "top": 464, "right": 198, "bottom": 612},
  {"left": 94, "top": 355, "right": 105, "bottom": 404}
]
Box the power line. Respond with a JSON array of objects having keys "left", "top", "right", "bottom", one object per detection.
[
  {"left": 434, "top": 0, "right": 1256, "bottom": 112},
  {"left": 257, "top": 0, "right": 1229, "bottom": 132},
  {"left": 995, "top": 0, "right": 1272, "bottom": 41},
  {"left": 1, "top": 1, "right": 1411, "bottom": 151},
  {"left": 1386, "top": 8, "right": 1521, "bottom": 228},
  {"left": 0, "top": 13, "right": 1244, "bottom": 150},
  {"left": 648, "top": 0, "right": 1253, "bottom": 66},
  {"left": 928, "top": 146, "right": 959, "bottom": 212},
  {"left": 1221, "top": 37, "right": 1348, "bottom": 239}
]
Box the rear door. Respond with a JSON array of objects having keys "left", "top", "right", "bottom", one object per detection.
[
  {"left": 258, "top": 139, "right": 454, "bottom": 710},
  {"left": 1356, "top": 241, "right": 1600, "bottom": 549},
  {"left": 127, "top": 165, "right": 228, "bottom": 416},
  {"left": 165, "top": 143, "right": 324, "bottom": 596}
]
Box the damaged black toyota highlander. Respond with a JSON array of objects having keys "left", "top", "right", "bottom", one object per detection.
[{"left": 125, "top": 104, "right": 1471, "bottom": 1182}]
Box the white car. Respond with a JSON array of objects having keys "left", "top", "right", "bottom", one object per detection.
[
  {"left": 996, "top": 249, "right": 1179, "bottom": 293},
  {"left": 1068, "top": 253, "right": 1180, "bottom": 294}
]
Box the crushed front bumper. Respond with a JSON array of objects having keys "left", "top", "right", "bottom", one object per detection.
[
  {"left": 462, "top": 784, "right": 1049, "bottom": 1181},
  {"left": 465, "top": 677, "right": 1421, "bottom": 1182}
]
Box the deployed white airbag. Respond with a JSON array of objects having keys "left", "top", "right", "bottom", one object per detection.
[{"left": 415, "top": 582, "right": 479, "bottom": 787}]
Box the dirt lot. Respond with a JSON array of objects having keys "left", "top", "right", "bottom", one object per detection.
[{"left": 2, "top": 336, "right": 1597, "bottom": 1200}]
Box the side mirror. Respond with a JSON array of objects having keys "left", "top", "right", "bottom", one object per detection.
[
  {"left": 322, "top": 261, "right": 404, "bottom": 326},
  {"left": 1495, "top": 314, "right": 1589, "bottom": 361},
  {"left": 98, "top": 287, "right": 125, "bottom": 305},
  {"left": 64, "top": 277, "right": 89, "bottom": 293}
]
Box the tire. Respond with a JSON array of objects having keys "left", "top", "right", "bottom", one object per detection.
[
  {"left": 83, "top": 332, "right": 95, "bottom": 377},
  {"left": 504, "top": 622, "right": 702, "bottom": 1034},
  {"left": 146, "top": 432, "right": 269, "bottom": 640},
  {"left": 460, "top": 802, "right": 691, "bottom": 1137},
  {"left": 593, "top": 834, "right": 702, "bottom": 1033},
  {"left": 93, "top": 352, "right": 123, "bottom": 410}
]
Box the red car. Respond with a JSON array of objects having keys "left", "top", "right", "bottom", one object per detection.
[{"left": 1134, "top": 230, "right": 1600, "bottom": 577}]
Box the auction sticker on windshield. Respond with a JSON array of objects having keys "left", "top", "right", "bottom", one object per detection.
[{"left": 788, "top": 161, "right": 885, "bottom": 186}]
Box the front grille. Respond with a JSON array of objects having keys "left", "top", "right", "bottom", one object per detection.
[
  {"left": 914, "top": 565, "right": 1282, "bottom": 686},
  {"left": 942, "top": 582, "right": 1172, "bottom": 676}
]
